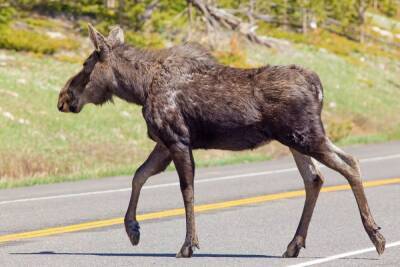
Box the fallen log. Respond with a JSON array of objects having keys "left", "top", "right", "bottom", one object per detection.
[{"left": 188, "top": 0, "right": 272, "bottom": 47}]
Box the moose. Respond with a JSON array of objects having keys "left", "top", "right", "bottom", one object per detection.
[{"left": 58, "top": 24, "right": 385, "bottom": 258}]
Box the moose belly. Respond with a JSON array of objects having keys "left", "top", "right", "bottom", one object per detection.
[{"left": 191, "top": 125, "right": 271, "bottom": 151}]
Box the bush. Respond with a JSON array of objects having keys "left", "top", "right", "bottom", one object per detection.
[
  {"left": 214, "top": 35, "right": 250, "bottom": 68},
  {"left": 0, "top": 6, "right": 15, "bottom": 24},
  {"left": 327, "top": 119, "right": 353, "bottom": 142},
  {"left": 13, "top": 1, "right": 114, "bottom": 20},
  {"left": 76, "top": 19, "right": 115, "bottom": 35},
  {"left": 125, "top": 31, "right": 164, "bottom": 48},
  {"left": 258, "top": 24, "right": 400, "bottom": 60},
  {"left": 0, "top": 26, "right": 79, "bottom": 54},
  {"left": 24, "top": 17, "right": 56, "bottom": 29}
]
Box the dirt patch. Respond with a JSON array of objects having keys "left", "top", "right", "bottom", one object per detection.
[
  {"left": 0, "top": 140, "right": 150, "bottom": 181},
  {"left": 0, "top": 151, "right": 71, "bottom": 180}
]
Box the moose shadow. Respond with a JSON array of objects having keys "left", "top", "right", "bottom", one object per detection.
[
  {"left": 11, "top": 251, "right": 280, "bottom": 258},
  {"left": 10, "top": 251, "right": 282, "bottom": 259},
  {"left": 10, "top": 251, "right": 378, "bottom": 261}
]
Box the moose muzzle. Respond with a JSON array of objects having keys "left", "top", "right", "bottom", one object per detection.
[{"left": 57, "top": 92, "right": 78, "bottom": 113}]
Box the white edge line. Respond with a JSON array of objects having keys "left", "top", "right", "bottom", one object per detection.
[
  {"left": 0, "top": 168, "right": 297, "bottom": 205},
  {"left": 1, "top": 153, "right": 400, "bottom": 205},
  {"left": 360, "top": 153, "right": 400, "bottom": 162},
  {"left": 287, "top": 241, "right": 400, "bottom": 267}
]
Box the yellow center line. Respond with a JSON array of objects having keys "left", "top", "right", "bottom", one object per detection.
[{"left": 1, "top": 177, "right": 399, "bottom": 244}]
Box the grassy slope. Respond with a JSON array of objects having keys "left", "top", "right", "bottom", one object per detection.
[
  {"left": 0, "top": 49, "right": 275, "bottom": 188},
  {"left": 0, "top": 32, "right": 400, "bottom": 188},
  {"left": 0, "top": 51, "right": 150, "bottom": 186},
  {"left": 248, "top": 43, "right": 400, "bottom": 143}
]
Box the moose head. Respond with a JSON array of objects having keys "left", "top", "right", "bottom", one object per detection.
[{"left": 57, "top": 24, "right": 124, "bottom": 113}]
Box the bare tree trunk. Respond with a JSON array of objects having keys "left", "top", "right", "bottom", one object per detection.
[
  {"left": 118, "top": 0, "right": 125, "bottom": 25},
  {"left": 357, "top": 0, "right": 368, "bottom": 43},
  {"left": 302, "top": 7, "right": 308, "bottom": 34},
  {"left": 187, "top": 0, "right": 193, "bottom": 40},
  {"left": 190, "top": 0, "right": 272, "bottom": 47},
  {"left": 247, "top": 0, "right": 255, "bottom": 26},
  {"left": 283, "top": 0, "right": 288, "bottom": 30},
  {"left": 105, "top": 0, "right": 116, "bottom": 8},
  {"left": 360, "top": 24, "right": 365, "bottom": 43},
  {"left": 139, "top": 0, "right": 160, "bottom": 23},
  {"left": 373, "top": 0, "right": 378, "bottom": 10}
]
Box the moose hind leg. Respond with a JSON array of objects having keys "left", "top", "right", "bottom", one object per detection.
[
  {"left": 170, "top": 143, "right": 199, "bottom": 258},
  {"left": 283, "top": 149, "right": 324, "bottom": 258},
  {"left": 312, "top": 139, "right": 385, "bottom": 255},
  {"left": 124, "top": 143, "right": 171, "bottom": 246}
]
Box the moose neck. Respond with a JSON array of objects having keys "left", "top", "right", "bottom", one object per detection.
[{"left": 111, "top": 46, "right": 161, "bottom": 106}]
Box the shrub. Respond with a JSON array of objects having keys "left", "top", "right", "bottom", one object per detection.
[
  {"left": 125, "top": 31, "right": 164, "bottom": 48},
  {"left": 258, "top": 23, "right": 400, "bottom": 61},
  {"left": 76, "top": 19, "right": 115, "bottom": 35},
  {"left": 214, "top": 35, "right": 250, "bottom": 68},
  {"left": 0, "top": 5, "right": 15, "bottom": 24},
  {"left": 0, "top": 26, "right": 79, "bottom": 54},
  {"left": 327, "top": 119, "right": 353, "bottom": 142},
  {"left": 54, "top": 54, "right": 83, "bottom": 64},
  {"left": 23, "top": 17, "right": 57, "bottom": 29}
]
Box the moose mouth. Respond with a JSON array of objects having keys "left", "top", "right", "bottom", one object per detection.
[{"left": 57, "top": 102, "right": 79, "bottom": 113}]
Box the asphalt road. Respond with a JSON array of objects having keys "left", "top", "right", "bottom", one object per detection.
[{"left": 1, "top": 141, "right": 400, "bottom": 266}]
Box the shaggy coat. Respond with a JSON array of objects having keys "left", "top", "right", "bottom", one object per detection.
[{"left": 58, "top": 25, "right": 385, "bottom": 258}]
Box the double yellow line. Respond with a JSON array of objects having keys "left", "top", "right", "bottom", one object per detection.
[{"left": 1, "top": 177, "right": 399, "bottom": 244}]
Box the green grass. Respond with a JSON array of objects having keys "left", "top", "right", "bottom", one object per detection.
[
  {"left": 0, "top": 49, "right": 276, "bottom": 188},
  {"left": 247, "top": 42, "right": 400, "bottom": 137},
  {"left": 0, "top": 25, "right": 79, "bottom": 54},
  {"left": 0, "top": 153, "right": 273, "bottom": 189},
  {"left": 0, "top": 51, "right": 149, "bottom": 183}
]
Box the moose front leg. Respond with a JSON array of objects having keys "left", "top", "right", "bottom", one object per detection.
[
  {"left": 124, "top": 143, "right": 171, "bottom": 246},
  {"left": 170, "top": 143, "right": 199, "bottom": 258}
]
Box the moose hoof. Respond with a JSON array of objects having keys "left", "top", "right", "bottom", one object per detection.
[
  {"left": 125, "top": 220, "right": 140, "bottom": 246},
  {"left": 282, "top": 237, "right": 305, "bottom": 258},
  {"left": 176, "top": 245, "right": 193, "bottom": 258},
  {"left": 176, "top": 239, "right": 200, "bottom": 258},
  {"left": 282, "top": 247, "right": 300, "bottom": 258},
  {"left": 369, "top": 230, "right": 386, "bottom": 255}
]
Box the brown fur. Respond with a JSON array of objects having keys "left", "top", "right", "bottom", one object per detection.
[{"left": 58, "top": 25, "right": 385, "bottom": 258}]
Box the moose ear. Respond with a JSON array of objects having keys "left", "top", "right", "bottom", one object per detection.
[
  {"left": 107, "top": 25, "right": 124, "bottom": 48},
  {"left": 88, "top": 23, "right": 109, "bottom": 52}
]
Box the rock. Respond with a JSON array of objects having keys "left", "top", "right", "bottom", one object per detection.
[
  {"left": 0, "top": 89, "right": 19, "bottom": 98},
  {"left": 2, "top": 111, "right": 15, "bottom": 121},
  {"left": 18, "top": 118, "right": 30, "bottom": 125},
  {"left": 121, "top": 111, "right": 130, "bottom": 117},
  {"left": 17, "top": 78, "right": 27, "bottom": 85},
  {"left": 46, "top": 31, "right": 65, "bottom": 39},
  {"left": 309, "top": 21, "right": 317, "bottom": 30},
  {"left": 0, "top": 53, "right": 15, "bottom": 61},
  {"left": 371, "top": 26, "right": 393, "bottom": 39}
]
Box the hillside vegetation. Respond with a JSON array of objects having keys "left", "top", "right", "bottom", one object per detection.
[{"left": 0, "top": 0, "right": 399, "bottom": 188}]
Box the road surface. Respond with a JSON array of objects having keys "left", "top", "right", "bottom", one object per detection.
[{"left": 1, "top": 141, "right": 400, "bottom": 266}]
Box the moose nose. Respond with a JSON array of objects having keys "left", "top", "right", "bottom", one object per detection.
[
  {"left": 69, "top": 105, "right": 77, "bottom": 113},
  {"left": 58, "top": 102, "right": 65, "bottom": 112}
]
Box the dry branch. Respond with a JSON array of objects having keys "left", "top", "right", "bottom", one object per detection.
[
  {"left": 139, "top": 0, "right": 160, "bottom": 22},
  {"left": 188, "top": 0, "right": 273, "bottom": 47}
]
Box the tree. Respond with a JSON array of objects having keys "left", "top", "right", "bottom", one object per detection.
[
  {"left": 355, "top": 0, "right": 372, "bottom": 43},
  {"left": 377, "top": 0, "right": 398, "bottom": 17}
]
